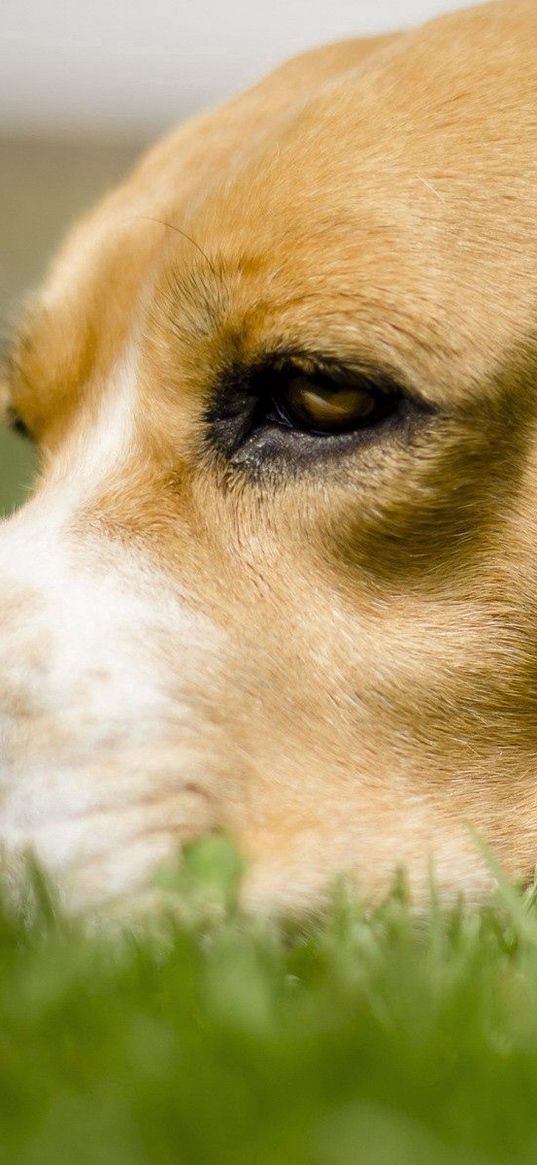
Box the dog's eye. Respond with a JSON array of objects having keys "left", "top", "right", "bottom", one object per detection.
[
  {"left": 272, "top": 372, "right": 397, "bottom": 435},
  {"left": 207, "top": 354, "right": 427, "bottom": 473}
]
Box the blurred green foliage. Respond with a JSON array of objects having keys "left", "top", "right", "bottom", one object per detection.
[
  {"left": 0, "top": 428, "right": 36, "bottom": 515},
  {"left": 2, "top": 846, "right": 537, "bottom": 1165}
]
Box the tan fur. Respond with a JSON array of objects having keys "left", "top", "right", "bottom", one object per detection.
[{"left": 3, "top": 0, "right": 537, "bottom": 912}]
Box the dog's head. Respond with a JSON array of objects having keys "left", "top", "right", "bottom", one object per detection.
[{"left": 2, "top": 0, "right": 537, "bottom": 913}]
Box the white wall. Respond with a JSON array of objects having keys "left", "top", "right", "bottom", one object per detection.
[{"left": 1, "top": 0, "right": 470, "bottom": 139}]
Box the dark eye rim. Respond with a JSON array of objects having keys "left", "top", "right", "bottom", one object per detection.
[{"left": 205, "top": 349, "right": 433, "bottom": 469}]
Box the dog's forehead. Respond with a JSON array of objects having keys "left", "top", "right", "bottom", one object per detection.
[{"left": 9, "top": 0, "right": 537, "bottom": 436}]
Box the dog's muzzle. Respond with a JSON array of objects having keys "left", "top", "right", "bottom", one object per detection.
[{"left": 0, "top": 495, "right": 221, "bottom": 910}]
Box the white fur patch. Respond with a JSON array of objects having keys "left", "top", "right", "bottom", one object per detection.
[{"left": 0, "top": 355, "right": 221, "bottom": 909}]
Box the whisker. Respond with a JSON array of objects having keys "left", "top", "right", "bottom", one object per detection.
[{"left": 132, "top": 215, "right": 219, "bottom": 280}]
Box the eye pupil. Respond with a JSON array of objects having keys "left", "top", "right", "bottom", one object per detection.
[{"left": 275, "top": 372, "right": 394, "bottom": 435}]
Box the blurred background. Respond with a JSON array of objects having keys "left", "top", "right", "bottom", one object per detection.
[{"left": 1, "top": 0, "right": 467, "bottom": 514}]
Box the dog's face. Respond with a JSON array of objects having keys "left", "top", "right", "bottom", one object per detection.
[{"left": 2, "top": 0, "right": 537, "bottom": 913}]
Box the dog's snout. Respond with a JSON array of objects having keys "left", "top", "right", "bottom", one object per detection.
[{"left": 0, "top": 499, "right": 224, "bottom": 909}]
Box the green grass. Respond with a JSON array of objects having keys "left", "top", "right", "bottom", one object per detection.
[{"left": 2, "top": 840, "right": 537, "bottom": 1165}]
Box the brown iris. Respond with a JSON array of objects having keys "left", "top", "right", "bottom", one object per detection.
[{"left": 275, "top": 372, "right": 392, "bottom": 435}]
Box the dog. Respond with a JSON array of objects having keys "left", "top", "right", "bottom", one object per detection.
[{"left": 1, "top": 0, "right": 537, "bottom": 914}]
